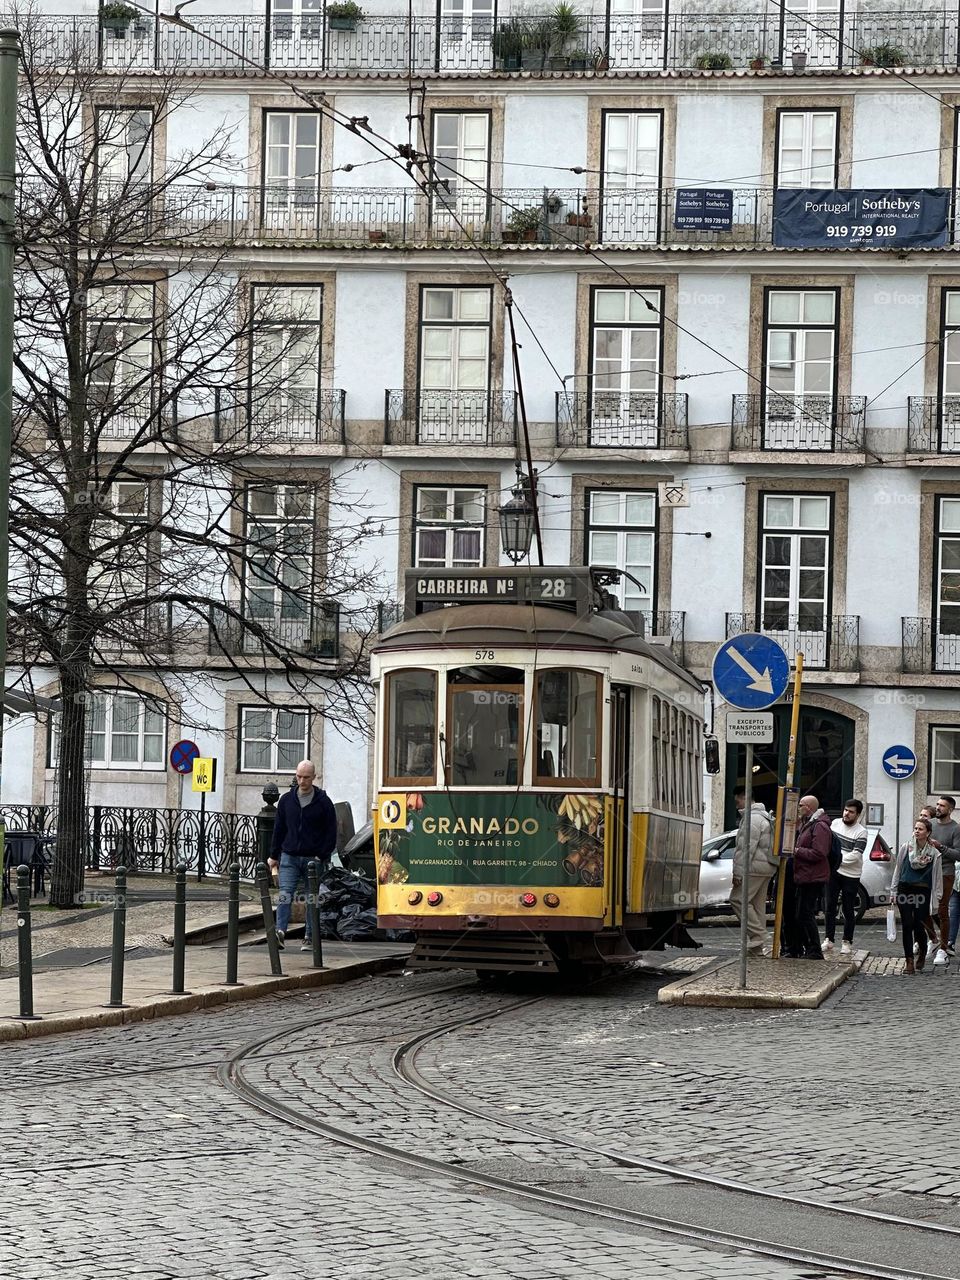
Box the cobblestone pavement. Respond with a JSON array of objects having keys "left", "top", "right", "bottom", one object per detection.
[{"left": 0, "top": 967, "right": 869, "bottom": 1280}]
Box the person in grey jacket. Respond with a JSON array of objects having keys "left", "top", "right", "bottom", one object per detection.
[{"left": 731, "top": 788, "right": 777, "bottom": 955}]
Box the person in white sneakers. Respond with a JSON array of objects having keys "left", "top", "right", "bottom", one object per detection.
[{"left": 824, "top": 799, "right": 868, "bottom": 957}]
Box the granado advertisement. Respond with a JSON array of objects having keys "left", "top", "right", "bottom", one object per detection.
[{"left": 377, "top": 792, "right": 605, "bottom": 888}]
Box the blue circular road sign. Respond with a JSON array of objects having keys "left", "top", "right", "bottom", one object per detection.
[
  {"left": 712, "top": 633, "right": 791, "bottom": 711},
  {"left": 882, "top": 745, "right": 917, "bottom": 780},
  {"left": 170, "top": 739, "right": 201, "bottom": 774}
]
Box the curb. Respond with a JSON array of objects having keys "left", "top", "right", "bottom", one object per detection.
[
  {"left": 0, "top": 953, "right": 407, "bottom": 1042},
  {"left": 656, "top": 955, "right": 858, "bottom": 1008}
]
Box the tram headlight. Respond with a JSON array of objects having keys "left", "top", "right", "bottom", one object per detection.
[
  {"left": 407, "top": 890, "right": 423, "bottom": 905},
  {"left": 520, "top": 892, "right": 537, "bottom": 908},
  {"left": 427, "top": 891, "right": 443, "bottom": 906},
  {"left": 543, "top": 893, "right": 560, "bottom": 908}
]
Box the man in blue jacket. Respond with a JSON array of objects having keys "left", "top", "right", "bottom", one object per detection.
[{"left": 268, "top": 760, "right": 338, "bottom": 951}]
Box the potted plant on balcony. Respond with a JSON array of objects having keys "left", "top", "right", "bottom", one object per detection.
[
  {"left": 327, "top": 1, "right": 364, "bottom": 33},
  {"left": 791, "top": 48, "right": 808, "bottom": 70},
  {"left": 522, "top": 15, "right": 556, "bottom": 69},
  {"left": 695, "top": 51, "right": 734, "bottom": 70},
  {"left": 860, "top": 43, "right": 905, "bottom": 67},
  {"left": 549, "top": 1, "right": 582, "bottom": 68},
  {"left": 569, "top": 47, "right": 590, "bottom": 71},
  {"left": 100, "top": 2, "right": 139, "bottom": 36},
  {"left": 492, "top": 17, "right": 526, "bottom": 71},
  {"left": 503, "top": 205, "right": 543, "bottom": 243},
  {"left": 566, "top": 208, "right": 592, "bottom": 227},
  {"left": 749, "top": 52, "right": 767, "bottom": 70}
]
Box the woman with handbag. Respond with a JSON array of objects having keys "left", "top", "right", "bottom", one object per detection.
[{"left": 890, "top": 817, "right": 943, "bottom": 974}]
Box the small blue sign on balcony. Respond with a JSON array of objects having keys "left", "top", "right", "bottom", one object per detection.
[
  {"left": 675, "top": 188, "right": 733, "bottom": 230},
  {"left": 773, "top": 189, "right": 950, "bottom": 249}
]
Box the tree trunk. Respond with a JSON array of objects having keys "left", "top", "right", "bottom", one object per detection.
[{"left": 48, "top": 662, "right": 89, "bottom": 908}]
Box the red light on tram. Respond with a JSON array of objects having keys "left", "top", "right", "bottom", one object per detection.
[
  {"left": 543, "top": 893, "right": 560, "bottom": 909},
  {"left": 407, "top": 890, "right": 423, "bottom": 905},
  {"left": 427, "top": 891, "right": 443, "bottom": 906},
  {"left": 520, "top": 892, "right": 538, "bottom": 908}
]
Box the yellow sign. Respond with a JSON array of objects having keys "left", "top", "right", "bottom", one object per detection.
[
  {"left": 192, "top": 757, "right": 216, "bottom": 793},
  {"left": 378, "top": 793, "right": 407, "bottom": 830}
]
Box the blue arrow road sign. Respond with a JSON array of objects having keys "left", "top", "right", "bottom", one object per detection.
[
  {"left": 170, "top": 739, "right": 201, "bottom": 774},
  {"left": 882, "top": 745, "right": 917, "bottom": 780},
  {"left": 712, "top": 633, "right": 791, "bottom": 711}
]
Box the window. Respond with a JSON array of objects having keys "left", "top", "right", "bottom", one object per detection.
[
  {"left": 590, "top": 288, "right": 662, "bottom": 444},
  {"left": 447, "top": 668, "right": 523, "bottom": 786},
  {"left": 431, "top": 112, "right": 490, "bottom": 224},
  {"left": 88, "top": 284, "right": 154, "bottom": 426},
  {"left": 96, "top": 108, "right": 152, "bottom": 186},
  {"left": 935, "top": 499, "right": 960, "bottom": 671},
  {"left": 384, "top": 670, "right": 437, "bottom": 786},
  {"left": 239, "top": 706, "right": 310, "bottom": 772},
  {"left": 940, "top": 293, "right": 960, "bottom": 448},
  {"left": 262, "top": 111, "right": 321, "bottom": 212},
  {"left": 760, "top": 493, "right": 831, "bottom": 636},
  {"left": 650, "top": 695, "right": 701, "bottom": 817},
  {"left": 931, "top": 727, "right": 960, "bottom": 793},
  {"left": 776, "top": 110, "right": 837, "bottom": 188},
  {"left": 418, "top": 287, "right": 492, "bottom": 442},
  {"left": 244, "top": 483, "right": 314, "bottom": 623},
  {"left": 250, "top": 285, "right": 322, "bottom": 439},
  {"left": 91, "top": 480, "right": 149, "bottom": 605},
  {"left": 414, "top": 486, "right": 485, "bottom": 568},
  {"left": 585, "top": 489, "right": 656, "bottom": 615},
  {"left": 51, "top": 692, "right": 165, "bottom": 770},
  {"left": 600, "top": 111, "right": 661, "bottom": 243},
  {"left": 535, "top": 670, "right": 601, "bottom": 786},
  {"left": 272, "top": 0, "right": 323, "bottom": 41},
  {"left": 763, "top": 289, "right": 838, "bottom": 448}
]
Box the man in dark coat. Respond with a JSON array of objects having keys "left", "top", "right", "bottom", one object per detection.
[
  {"left": 793, "top": 793, "right": 832, "bottom": 959},
  {"left": 268, "top": 760, "right": 338, "bottom": 951}
]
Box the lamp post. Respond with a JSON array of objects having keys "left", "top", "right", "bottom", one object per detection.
[
  {"left": 499, "top": 483, "right": 536, "bottom": 564},
  {"left": 0, "top": 30, "right": 18, "bottom": 806}
]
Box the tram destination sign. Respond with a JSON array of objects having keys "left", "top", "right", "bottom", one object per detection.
[
  {"left": 405, "top": 566, "right": 593, "bottom": 617},
  {"left": 773, "top": 188, "right": 949, "bottom": 249}
]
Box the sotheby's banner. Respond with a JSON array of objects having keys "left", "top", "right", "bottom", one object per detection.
[{"left": 772, "top": 189, "right": 950, "bottom": 249}]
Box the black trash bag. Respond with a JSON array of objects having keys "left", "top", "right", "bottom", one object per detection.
[
  {"left": 336, "top": 904, "right": 381, "bottom": 941},
  {"left": 386, "top": 928, "right": 416, "bottom": 942},
  {"left": 317, "top": 909, "right": 340, "bottom": 940}
]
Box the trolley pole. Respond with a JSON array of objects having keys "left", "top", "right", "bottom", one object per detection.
[{"left": 772, "top": 652, "right": 804, "bottom": 958}]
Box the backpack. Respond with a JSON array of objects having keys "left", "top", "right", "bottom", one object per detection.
[{"left": 828, "top": 830, "right": 843, "bottom": 874}]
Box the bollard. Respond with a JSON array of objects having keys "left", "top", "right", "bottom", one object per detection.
[
  {"left": 255, "top": 861, "right": 283, "bottom": 976},
  {"left": 107, "top": 865, "right": 127, "bottom": 1007},
  {"left": 171, "top": 863, "right": 188, "bottom": 994},
  {"left": 15, "top": 866, "right": 39, "bottom": 1020},
  {"left": 307, "top": 860, "right": 324, "bottom": 969},
  {"left": 225, "top": 861, "right": 242, "bottom": 986}
]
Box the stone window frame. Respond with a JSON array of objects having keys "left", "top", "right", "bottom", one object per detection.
[
  {"left": 403, "top": 273, "right": 505, "bottom": 398},
  {"left": 85, "top": 97, "right": 167, "bottom": 188},
  {"left": 222, "top": 689, "right": 325, "bottom": 810},
  {"left": 569, "top": 472, "right": 674, "bottom": 614},
  {"left": 248, "top": 94, "right": 336, "bottom": 198},
  {"left": 426, "top": 94, "right": 506, "bottom": 195},
  {"left": 585, "top": 95, "right": 677, "bottom": 197},
  {"left": 918, "top": 479, "right": 960, "bottom": 618},
  {"left": 244, "top": 270, "right": 337, "bottom": 399},
  {"left": 761, "top": 95, "right": 852, "bottom": 191},
  {"left": 921, "top": 276, "right": 960, "bottom": 397},
  {"left": 575, "top": 273, "right": 678, "bottom": 402},
  {"left": 396, "top": 468, "right": 502, "bottom": 586},
  {"left": 914, "top": 708, "right": 960, "bottom": 814}
]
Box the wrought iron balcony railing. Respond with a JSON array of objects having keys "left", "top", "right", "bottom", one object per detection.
[
  {"left": 907, "top": 397, "right": 960, "bottom": 453},
  {"left": 643, "top": 609, "right": 686, "bottom": 664},
  {"left": 385, "top": 389, "right": 517, "bottom": 447},
  {"left": 902, "top": 617, "right": 960, "bottom": 674},
  {"left": 19, "top": 10, "right": 960, "bottom": 75},
  {"left": 203, "top": 388, "right": 346, "bottom": 445},
  {"left": 556, "top": 390, "right": 688, "bottom": 449},
  {"left": 208, "top": 603, "right": 340, "bottom": 659},
  {"left": 727, "top": 613, "right": 860, "bottom": 671},
  {"left": 731, "top": 393, "right": 867, "bottom": 452}
]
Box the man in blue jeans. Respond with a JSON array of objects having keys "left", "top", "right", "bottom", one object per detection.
[{"left": 268, "top": 760, "right": 338, "bottom": 952}]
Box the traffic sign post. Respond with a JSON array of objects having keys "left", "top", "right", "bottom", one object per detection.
[
  {"left": 191, "top": 758, "right": 218, "bottom": 883},
  {"left": 713, "top": 635, "right": 791, "bottom": 990},
  {"left": 882, "top": 745, "right": 917, "bottom": 861}
]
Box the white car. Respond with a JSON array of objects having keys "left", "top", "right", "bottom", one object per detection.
[{"left": 697, "top": 824, "right": 894, "bottom": 920}]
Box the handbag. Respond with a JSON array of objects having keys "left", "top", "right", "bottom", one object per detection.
[{"left": 886, "top": 906, "right": 897, "bottom": 943}]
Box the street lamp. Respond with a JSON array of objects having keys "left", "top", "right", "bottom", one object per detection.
[{"left": 499, "top": 484, "right": 536, "bottom": 564}]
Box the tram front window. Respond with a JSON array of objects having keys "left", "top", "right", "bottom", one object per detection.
[
  {"left": 535, "top": 670, "right": 601, "bottom": 786},
  {"left": 447, "top": 667, "right": 523, "bottom": 787},
  {"left": 385, "top": 669, "right": 437, "bottom": 785}
]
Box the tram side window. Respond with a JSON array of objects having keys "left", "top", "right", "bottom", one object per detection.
[
  {"left": 385, "top": 670, "right": 437, "bottom": 785},
  {"left": 534, "top": 670, "right": 601, "bottom": 787}
]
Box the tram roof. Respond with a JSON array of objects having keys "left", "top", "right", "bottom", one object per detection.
[{"left": 374, "top": 603, "right": 703, "bottom": 689}]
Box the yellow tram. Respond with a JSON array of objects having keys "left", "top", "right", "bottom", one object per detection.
[{"left": 371, "top": 566, "right": 706, "bottom": 973}]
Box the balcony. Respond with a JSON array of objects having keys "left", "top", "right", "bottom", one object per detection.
[
  {"left": 731, "top": 394, "right": 866, "bottom": 453},
  {"left": 902, "top": 618, "right": 960, "bottom": 674},
  {"left": 644, "top": 610, "right": 686, "bottom": 664},
  {"left": 204, "top": 388, "right": 346, "bottom": 446},
  {"left": 726, "top": 614, "right": 861, "bottom": 671},
  {"left": 22, "top": 9, "right": 960, "bottom": 75},
  {"left": 907, "top": 397, "right": 960, "bottom": 453},
  {"left": 556, "top": 390, "right": 687, "bottom": 449},
  {"left": 208, "top": 603, "right": 340, "bottom": 659},
  {"left": 385, "top": 389, "right": 517, "bottom": 447}
]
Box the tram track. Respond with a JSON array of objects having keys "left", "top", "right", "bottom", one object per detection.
[{"left": 217, "top": 980, "right": 956, "bottom": 1280}]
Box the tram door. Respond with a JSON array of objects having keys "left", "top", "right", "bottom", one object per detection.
[{"left": 608, "top": 684, "right": 631, "bottom": 927}]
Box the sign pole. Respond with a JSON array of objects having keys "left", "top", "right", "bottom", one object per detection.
[
  {"left": 773, "top": 652, "right": 803, "bottom": 959},
  {"left": 895, "top": 778, "right": 902, "bottom": 863},
  {"left": 198, "top": 789, "right": 206, "bottom": 884},
  {"left": 739, "top": 743, "right": 753, "bottom": 989}
]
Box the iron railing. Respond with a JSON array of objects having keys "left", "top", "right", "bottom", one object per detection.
[
  {"left": 385, "top": 388, "right": 517, "bottom": 446},
  {"left": 907, "top": 396, "right": 960, "bottom": 453},
  {"left": 645, "top": 609, "right": 686, "bottom": 665},
  {"left": 98, "top": 603, "right": 174, "bottom": 653},
  {"left": 208, "top": 603, "right": 340, "bottom": 659},
  {"left": 377, "top": 600, "right": 404, "bottom": 633},
  {"left": 556, "top": 390, "right": 688, "bottom": 449},
  {"left": 18, "top": 10, "right": 960, "bottom": 74},
  {"left": 727, "top": 613, "right": 861, "bottom": 671},
  {"left": 732, "top": 393, "right": 867, "bottom": 452},
  {"left": 902, "top": 617, "right": 960, "bottom": 673}
]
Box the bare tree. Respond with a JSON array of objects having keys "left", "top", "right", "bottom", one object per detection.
[{"left": 9, "top": 13, "right": 384, "bottom": 906}]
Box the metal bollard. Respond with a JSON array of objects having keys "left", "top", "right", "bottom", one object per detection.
[
  {"left": 307, "top": 860, "right": 324, "bottom": 969},
  {"left": 16, "top": 866, "right": 38, "bottom": 1020},
  {"left": 255, "top": 861, "right": 283, "bottom": 976},
  {"left": 225, "top": 861, "right": 242, "bottom": 986},
  {"left": 171, "top": 864, "right": 188, "bottom": 994},
  {"left": 107, "top": 865, "right": 127, "bottom": 1007}
]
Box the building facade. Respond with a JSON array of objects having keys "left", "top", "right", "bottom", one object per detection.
[{"left": 5, "top": 0, "right": 960, "bottom": 843}]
